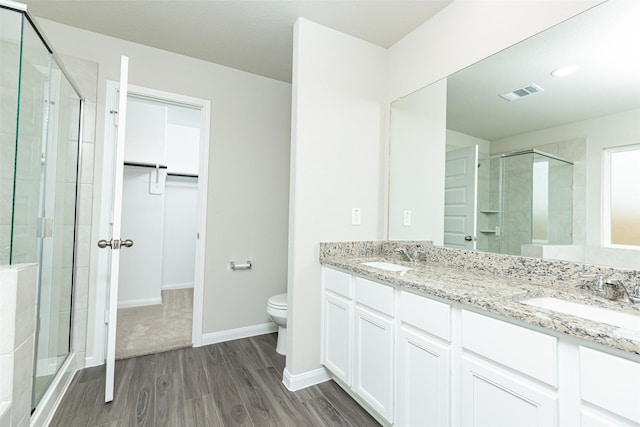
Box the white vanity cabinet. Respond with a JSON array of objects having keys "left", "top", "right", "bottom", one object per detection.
[
  {"left": 353, "top": 277, "right": 395, "bottom": 422},
  {"left": 396, "top": 290, "right": 451, "bottom": 427},
  {"left": 322, "top": 268, "right": 353, "bottom": 386},
  {"left": 321, "top": 264, "right": 640, "bottom": 427},
  {"left": 579, "top": 347, "right": 640, "bottom": 426},
  {"left": 322, "top": 269, "right": 395, "bottom": 424},
  {"left": 461, "top": 310, "right": 559, "bottom": 427}
]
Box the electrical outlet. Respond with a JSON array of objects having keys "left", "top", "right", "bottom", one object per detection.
[
  {"left": 403, "top": 210, "right": 412, "bottom": 226},
  {"left": 352, "top": 208, "right": 361, "bottom": 226}
]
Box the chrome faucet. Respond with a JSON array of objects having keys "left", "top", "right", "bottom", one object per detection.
[
  {"left": 604, "top": 278, "right": 640, "bottom": 303},
  {"left": 577, "top": 274, "right": 605, "bottom": 297},
  {"left": 395, "top": 247, "right": 424, "bottom": 264}
]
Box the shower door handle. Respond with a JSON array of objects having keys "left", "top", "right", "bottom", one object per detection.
[{"left": 97, "top": 238, "right": 134, "bottom": 249}]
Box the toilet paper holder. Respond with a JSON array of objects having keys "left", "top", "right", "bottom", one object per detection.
[{"left": 229, "top": 261, "right": 252, "bottom": 270}]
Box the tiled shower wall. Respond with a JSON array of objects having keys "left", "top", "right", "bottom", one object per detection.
[{"left": 59, "top": 54, "right": 98, "bottom": 369}]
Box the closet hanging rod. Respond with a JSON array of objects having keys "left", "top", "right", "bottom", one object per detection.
[
  {"left": 167, "top": 172, "right": 198, "bottom": 178},
  {"left": 124, "top": 161, "right": 168, "bottom": 169}
]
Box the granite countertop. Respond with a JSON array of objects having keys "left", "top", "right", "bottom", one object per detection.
[{"left": 321, "top": 252, "right": 640, "bottom": 355}]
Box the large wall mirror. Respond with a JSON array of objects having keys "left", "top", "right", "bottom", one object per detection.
[{"left": 388, "top": 0, "right": 640, "bottom": 269}]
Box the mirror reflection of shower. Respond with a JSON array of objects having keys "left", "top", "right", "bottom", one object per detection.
[{"left": 477, "top": 150, "right": 573, "bottom": 255}]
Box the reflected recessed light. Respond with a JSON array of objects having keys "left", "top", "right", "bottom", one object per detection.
[{"left": 551, "top": 65, "right": 579, "bottom": 77}]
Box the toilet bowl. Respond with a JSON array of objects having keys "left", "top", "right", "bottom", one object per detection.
[{"left": 267, "top": 293, "right": 288, "bottom": 355}]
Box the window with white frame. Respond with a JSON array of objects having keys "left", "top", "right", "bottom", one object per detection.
[{"left": 604, "top": 145, "right": 640, "bottom": 247}]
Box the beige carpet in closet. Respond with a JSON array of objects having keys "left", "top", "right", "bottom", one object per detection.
[{"left": 115, "top": 288, "right": 193, "bottom": 359}]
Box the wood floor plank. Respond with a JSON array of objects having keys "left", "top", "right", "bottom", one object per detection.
[
  {"left": 252, "top": 366, "right": 322, "bottom": 427},
  {"left": 155, "top": 347, "right": 182, "bottom": 377},
  {"left": 179, "top": 346, "right": 212, "bottom": 400},
  {"left": 202, "top": 343, "right": 254, "bottom": 426},
  {"left": 155, "top": 372, "right": 186, "bottom": 426},
  {"left": 49, "top": 380, "right": 94, "bottom": 427},
  {"left": 123, "top": 354, "right": 156, "bottom": 427},
  {"left": 317, "top": 380, "right": 380, "bottom": 426},
  {"left": 220, "top": 342, "right": 279, "bottom": 427},
  {"left": 304, "top": 395, "right": 352, "bottom": 427},
  {"left": 250, "top": 334, "right": 286, "bottom": 372},
  {"left": 88, "top": 357, "right": 136, "bottom": 426},
  {"left": 184, "top": 394, "right": 222, "bottom": 427}
]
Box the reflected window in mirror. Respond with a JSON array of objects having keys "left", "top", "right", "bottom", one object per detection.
[{"left": 605, "top": 145, "right": 640, "bottom": 247}]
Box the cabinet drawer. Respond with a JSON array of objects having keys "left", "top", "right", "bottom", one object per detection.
[
  {"left": 324, "top": 267, "right": 352, "bottom": 298},
  {"left": 462, "top": 310, "right": 558, "bottom": 387},
  {"left": 355, "top": 277, "right": 394, "bottom": 316},
  {"left": 399, "top": 290, "right": 451, "bottom": 341},
  {"left": 580, "top": 347, "right": 640, "bottom": 424}
]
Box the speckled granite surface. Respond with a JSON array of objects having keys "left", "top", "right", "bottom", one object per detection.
[{"left": 320, "top": 242, "right": 640, "bottom": 355}]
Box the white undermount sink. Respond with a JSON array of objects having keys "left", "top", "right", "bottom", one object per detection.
[
  {"left": 360, "top": 261, "right": 412, "bottom": 272},
  {"left": 522, "top": 297, "right": 640, "bottom": 332}
]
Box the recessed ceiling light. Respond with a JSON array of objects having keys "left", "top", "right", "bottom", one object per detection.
[{"left": 551, "top": 65, "right": 579, "bottom": 77}]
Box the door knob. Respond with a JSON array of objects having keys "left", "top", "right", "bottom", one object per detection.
[
  {"left": 97, "top": 239, "right": 134, "bottom": 249},
  {"left": 464, "top": 235, "right": 473, "bottom": 241}
]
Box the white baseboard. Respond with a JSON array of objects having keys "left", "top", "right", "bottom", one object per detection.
[
  {"left": 282, "top": 366, "right": 331, "bottom": 391},
  {"left": 31, "top": 353, "right": 77, "bottom": 427},
  {"left": 84, "top": 354, "right": 102, "bottom": 368},
  {"left": 200, "top": 322, "right": 277, "bottom": 346},
  {"left": 117, "top": 296, "right": 162, "bottom": 309},
  {"left": 161, "top": 282, "right": 194, "bottom": 290}
]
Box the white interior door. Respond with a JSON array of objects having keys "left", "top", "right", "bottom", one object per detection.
[
  {"left": 100, "top": 56, "right": 130, "bottom": 403},
  {"left": 444, "top": 145, "right": 478, "bottom": 249}
]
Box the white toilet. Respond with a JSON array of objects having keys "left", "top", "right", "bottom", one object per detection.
[{"left": 267, "top": 293, "right": 288, "bottom": 355}]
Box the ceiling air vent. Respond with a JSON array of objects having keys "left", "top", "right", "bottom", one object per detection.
[{"left": 499, "top": 84, "right": 544, "bottom": 102}]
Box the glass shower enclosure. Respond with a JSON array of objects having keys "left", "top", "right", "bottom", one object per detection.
[
  {"left": 476, "top": 150, "right": 573, "bottom": 255},
  {"left": 1, "top": 2, "right": 83, "bottom": 409}
]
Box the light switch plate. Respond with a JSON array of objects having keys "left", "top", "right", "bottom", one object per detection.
[
  {"left": 403, "top": 210, "right": 411, "bottom": 226},
  {"left": 352, "top": 208, "right": 361, "bottom": 226}
]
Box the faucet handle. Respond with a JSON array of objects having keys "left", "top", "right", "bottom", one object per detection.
[
  {"left": 632, "top": 282, "right": 640, "bottom": 298},
  {"left": 593, "top": 276, "right": 606, "bottom": 296}
]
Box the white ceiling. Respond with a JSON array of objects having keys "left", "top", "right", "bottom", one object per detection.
[{"left": 22, "top": 0, "right": 452, "bottom": 83}]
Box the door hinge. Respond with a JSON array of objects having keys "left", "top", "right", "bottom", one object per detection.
[
  {"left": 104, "top": 309, "right": 109, "bottom": 324},
  {"left": 110, "top": 109, "right": 118, "bottom": 126}
]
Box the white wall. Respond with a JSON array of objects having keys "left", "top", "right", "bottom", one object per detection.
[
  {"left": 36, "top": 19, "right": 292, "bottom": 361},
  {"left": 447, "top": 129, "right": 490, "bottom": 157},
  {"left": 162, "top": 176, "right": 198, "bottom": 290},
  {"left": 288, "top": 18, "right": 388, "bottom": 376},
  {"left": 389, "top": 80, "right": 447, "bottom": 242},
  {"left": 118, "top": 166, "right": 164, "bottom": 307}
]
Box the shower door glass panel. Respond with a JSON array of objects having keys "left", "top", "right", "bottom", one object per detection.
[
  {"left": 32, "top": 56, "right": 81, "bottom": 407},
  {"left": 501, "top": 154, "right": 533, "bottom": 255},
  {"left": 12, "top": 15, "right": 51, "bottom": 264},
  {"left": 0, "top": 8, "right": 22, "bottom": 264}
]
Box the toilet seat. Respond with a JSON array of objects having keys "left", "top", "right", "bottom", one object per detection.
[{"left": 268, "top": 293, "right": 287, "bottom": 309}]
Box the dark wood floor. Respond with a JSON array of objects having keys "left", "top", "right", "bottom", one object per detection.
[{"left": 49, "top": 333, "right": 380, "bottom": 426}]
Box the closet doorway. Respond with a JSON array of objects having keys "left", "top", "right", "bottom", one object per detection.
[{"left": 100, "top": 83, "right": 210, "bottom": 360}]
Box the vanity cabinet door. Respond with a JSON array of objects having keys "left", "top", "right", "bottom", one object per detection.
[
  {"left": 322, "top": 292, "right": 352, "bottom": 385},
  {"left": 353, "top": 304, "right": 394, "bottom": 423},
  {"left": 396, "top": 325, "right": 451, "bottom": 427},
  {"left": 461, "top": 355, "right": 558, "bottom": 427},
  {"left": 579, "top": 347, "right": 640, "bottom": 426}
]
